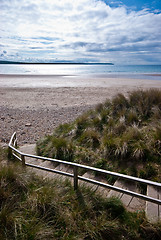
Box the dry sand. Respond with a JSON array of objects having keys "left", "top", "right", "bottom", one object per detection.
[{"left": 1, "top": 74, "right": 161, "bottom": 145}]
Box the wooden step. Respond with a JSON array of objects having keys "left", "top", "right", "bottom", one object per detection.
[
  {"left": 146, "top": 185, "right": 161, "bottom": 223},
  {"left": 19, "top": 144, "right": 160, "bottom": 222},
  {"left": 80, "top": 171, "right": 110, "bottom": 196},
  {"left": 107, "top": 179, "right": 145, "bottom": 212}
]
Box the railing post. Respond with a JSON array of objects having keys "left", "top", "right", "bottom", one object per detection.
[
  {"left": 21, "top": 154, "right": 26, "bottom": 167},
  {"left": 74, "top": 166, "right": 78, "bottom": 190}
]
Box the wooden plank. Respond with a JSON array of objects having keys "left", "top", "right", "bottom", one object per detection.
[
  {"left": 80, "top": 171, "right": 99, "bottom": 191},
  {"left": 146, "top": 185, "right": 159, "bottom": 223},
  {"left": 108, "top": 180, "right": 145, "bottom": 211},
  {"left": 125, "top": 182, "right": 145, "bottom": 211},
  {"left": 128, "top": 197, "right": 145, "bottom": 212},
  {"left": 94, "top": 175, "right": 110, "bottom": 197},
  {"left": 108, "top": 180, "right": 124, "bottom": 199},
  {"left": 120, "top": 181, "right": 135, "bottom": 207}
]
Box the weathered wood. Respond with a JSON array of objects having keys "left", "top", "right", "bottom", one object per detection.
[
  {"left": 108, "top": 180, "right": 124, "bottom": 199},
  {"left": 120, "top": 180, "right": 135, "bottom": 207},
  {"left": 146, "top": 185, "right": 159, "bottom": 223}
]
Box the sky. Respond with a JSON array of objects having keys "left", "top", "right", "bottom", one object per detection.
[{"left": 0, "top": 0, "right": 161, "bottom": 64}]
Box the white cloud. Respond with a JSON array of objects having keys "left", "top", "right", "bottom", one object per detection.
[{"left": 0, "top": 0, "right": 161, "bottom": 63}]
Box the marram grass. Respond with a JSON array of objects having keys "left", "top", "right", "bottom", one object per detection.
[
  {"left": 37, "top": 89, "right": 161, "bottom": 182},
  {"left": 0, "top": 148, "right": 161, "bottom": 240}
]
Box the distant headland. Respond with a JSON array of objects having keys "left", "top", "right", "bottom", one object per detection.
[{"left": 0, "top": 60, "right": 114, "bottom": 65}]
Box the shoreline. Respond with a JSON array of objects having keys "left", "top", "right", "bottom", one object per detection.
[
  {"left": 0, "top": 74, "right": 161, "bottom": 88},
  {"left": 1, "top": 72, "right": 161, "bottom": 81},
  {"left": 1, "top": 75, "right": 161, "bottom": 145}
]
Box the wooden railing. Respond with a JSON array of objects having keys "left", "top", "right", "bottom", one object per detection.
[{"left": 8, "top": 132, "right": 161, "bottom": 205}]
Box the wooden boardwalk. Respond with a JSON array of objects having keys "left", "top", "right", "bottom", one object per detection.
[
  {"left": 18, "top": 144, "right": 161, "bottom": 222},
  {"left": 108, "top": 180, "right": 145, "bottom": 212},
  {"left": 146, "top": 186, "right": 161, "bottom": 222}
]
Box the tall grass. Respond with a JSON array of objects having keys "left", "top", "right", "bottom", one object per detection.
[
  {"left": 37, "top": 89, "right": 161, "bottom": 182},
  {"left": 1, "top": 148, "right": 161, "bottom": 239}
]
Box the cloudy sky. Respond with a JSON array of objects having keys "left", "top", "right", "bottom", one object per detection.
[{"left": 0, "top": 0, "right": 161, "bottom": 64}]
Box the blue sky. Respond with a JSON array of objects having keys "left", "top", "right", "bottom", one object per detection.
[
  {"left": 0, "top": 0, "right": 161, "bottom": 64},
  {"left": 108, "top": 0, "right": 161, "bottom": 11}
]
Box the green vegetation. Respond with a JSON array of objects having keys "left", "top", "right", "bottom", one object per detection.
[
  {"left": 37, "top": 89, "right": 161, "bottom": 182},
  {"left": 0, "top": 147, "right": 161, "bottom": 239}
]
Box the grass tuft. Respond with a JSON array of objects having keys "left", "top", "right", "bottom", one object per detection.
[
  {"left": 1, "top": 147, "right": 161, "bottom": 239},
  {"left": 37, "top": 89, "right": 161, "bottom": 182}
]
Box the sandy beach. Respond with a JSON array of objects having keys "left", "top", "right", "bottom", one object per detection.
[{"left": 1, "top": 74, "right": 161, "bottom": 145}]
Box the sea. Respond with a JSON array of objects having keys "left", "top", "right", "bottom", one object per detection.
[{"left": 0, "top": 64, "right": 161, "bottom": 80}]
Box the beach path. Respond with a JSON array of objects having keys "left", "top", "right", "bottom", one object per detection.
[{"left": 19, "top": 143, "right": 150, "bottom": 218}]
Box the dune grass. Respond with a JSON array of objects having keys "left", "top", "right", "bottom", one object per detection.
[
  {"left": 37, "top": 89, "right": 161, "bottom": 183},
  {"left": 0, "top": 147, "right": 161, "bottom": 239}
]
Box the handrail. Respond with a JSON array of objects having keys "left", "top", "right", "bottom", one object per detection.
[{"left": 8, "top": 132, "right": 161, "bottom": 205}]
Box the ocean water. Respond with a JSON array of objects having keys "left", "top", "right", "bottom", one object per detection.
[{"left": 0, "top": 64, "right": 161, "bottom": 80}]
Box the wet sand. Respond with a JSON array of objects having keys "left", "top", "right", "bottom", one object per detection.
[{"left": 1, "top": 74, "right": 161, "bottom": 145}]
